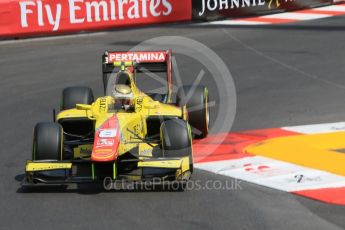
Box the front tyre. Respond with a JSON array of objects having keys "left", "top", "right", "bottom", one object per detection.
[
  {"left": 176, "top": 85, "right": 209, "bottom": 139},
  {"left": 160, "top": 119, "right": 193, "bottom": 173},
  {"left": 32, "top": 122, "right": 63, "bottom": 160},
  {"left": 61, "top": 86, "right": 94, "bottom": 110}
]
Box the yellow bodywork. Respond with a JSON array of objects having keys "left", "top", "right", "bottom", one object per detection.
[
  {"left": 138, "top": 156, "right": 189, "bottom": 169},
  {"left": 24, "top": 64, "right": 192, "bottom": 184},
  {"left": 56, "top": 69, "right": 186, "bottom": 159},
  {"left": 26, "top": 161, "right": 72, "bottom": 172}
]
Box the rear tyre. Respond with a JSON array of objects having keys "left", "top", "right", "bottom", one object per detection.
[
  {"left": 160, "top": 119, "right": 193, "bottom": 173},
  {"left": 103, "top": 73, "right": 111, "bottom": 95},
  {"left": 61, "top": 86, "right": 94, "bottom": 110},
  {"left": 103, "top": 74, "right": 114, "bottom": 96},
  {"left": 32, "top": 122, "right": 63, "bottom": 160},
  {"left": 176, "top": 85, "right": 209, "bottom": 139}
]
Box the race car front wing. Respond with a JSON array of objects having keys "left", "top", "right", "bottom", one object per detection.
[{"left": 22, "top": 156, "right": 191, "bottom": 186}]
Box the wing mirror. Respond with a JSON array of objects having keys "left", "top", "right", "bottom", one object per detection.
[
  {"left": 76, "top": 104, "right": 92, "bottom": 110},
  {"left": 144, "top": 101, "right": 160, "bottom": 109}
]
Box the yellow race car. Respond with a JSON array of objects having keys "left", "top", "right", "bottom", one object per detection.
[{"left": 23, "top": 50, "right": 209, "bottom": 187}]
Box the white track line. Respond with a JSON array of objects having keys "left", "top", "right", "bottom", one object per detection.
[
  {"left": 282, "top": 122, "right": 345, "bottom": 134},
  {"left": 196, "top": 122, "right": 345, "bottom": 193},
  {"left": 204, "top": 4, "right": 345, "bottom": 26},
  {"left": 0, "top": 32, "right": 108, "bottom": 45},
  {"left": 262, "top": 12, "right": 330, "bottom": 20},
  {"left": 313, "top": 5, "right": 345, "bottom": 12},
  {"left": 208, "top": 20, "right": 269, "bottom": 25}
]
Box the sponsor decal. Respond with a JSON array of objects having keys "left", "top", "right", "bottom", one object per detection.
[
  {"left": 286, "top": 174, "right": 323, "bottom": 184},
  {"left": 92, "top": 115, "right": 120, "bottom": 161},
  {"left": 197, "top": 0, "right": 299, "bottom": 16},
  {"left": 97, "top": 138, "right": 115, "bottom": 147},
  {"left": 19, "top": 0, "right": 173, "bottom": 31},
  {"left": 94, "top": 148, "right": 113, "bottom": 153},
  {"left": 140, "top": 148, "right": 152, "bottom": 157},
  {"left": 133, "top": 123, "right": 143, "bottom": 134},
  {"left": 80, "top": 147, "right": 92, "bottom": 155},
  {"left": 73, "top": 144, "right": 93, "bottom": 157},
  {"left": 108, "top": 51, "right": 166, "bottom": 63},
  {"left": 26, "top": 163, "right": 72, "bottom": 171},
  {"left": 135, "top": 97, "right": 143, "bottom": 111},
  {"left": 0, "top": 0, "right": 191, "bottom": 37},
  {"left": 139, "top": 148, "right": 153, "bottom": 157},
  {"left": 99, "top": 98, "right": 107, "bottom": 112},
  {"left": 99, "top": 129, "right": 117, "bottom": 138},
  {"left": 243, "top": 163, "right": 292, "bottom": 177},
  {"left": 268, "top": 0, "right": 282, "bottom": 8},
  {"left": 331, "top": 126, "right": 345, "bottom": 131}
]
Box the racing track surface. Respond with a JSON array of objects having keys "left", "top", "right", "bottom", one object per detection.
[{"left": 1, "top": 16, "right": 345, "bottom": 230}]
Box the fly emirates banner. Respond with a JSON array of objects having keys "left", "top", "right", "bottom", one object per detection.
[{"left": 0, "top": 0, "right": 191, "bottom": 37}]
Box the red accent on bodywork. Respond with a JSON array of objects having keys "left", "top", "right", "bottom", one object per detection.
[
  {"left": 108, "top": 51, "right": 167, "bottom": 63},
  {"left": 91, "top": 115, "right": 121, "bottom": 162}
]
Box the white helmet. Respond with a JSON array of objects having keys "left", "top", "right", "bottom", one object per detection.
[{"left": 113, "top": 84, "right": 133, "bottom": 110}]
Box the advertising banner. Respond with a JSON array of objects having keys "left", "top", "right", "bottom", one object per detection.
[
  {"left": 193, "top": 0, "right": 334, "bottom": 20},
  {"left": 0, "top": 0, "right": 191, "bottom": 37}
]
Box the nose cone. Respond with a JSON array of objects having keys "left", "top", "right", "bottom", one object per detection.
[{"left": 91, "top": 115, "right": 120, "bottom": 162}]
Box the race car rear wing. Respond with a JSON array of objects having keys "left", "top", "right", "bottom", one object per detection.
[
  {"left": 102, "top": 50, "right": 173, "bottom": 102},
  {"left": 102, "top": 50, "right": 172, "bottom": 73}
]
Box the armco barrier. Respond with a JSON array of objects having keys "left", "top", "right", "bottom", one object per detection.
[
  {"left": 0, "top": 0, "right": 344, "bottom": 38},
  {"left": 0, "top": 0, "right": 191, "bottom": 38},
  {"left": 192, "top": 0, "right": 335, "bottom": 20}
]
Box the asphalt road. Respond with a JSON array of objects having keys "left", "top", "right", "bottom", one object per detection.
[{"left": 1, "top": 16, "right": 345, "bottom": 230}]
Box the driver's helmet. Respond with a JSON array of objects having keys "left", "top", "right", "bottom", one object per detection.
[{"left": 113, "top": 84, "right": 133, "bottom": 110}]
